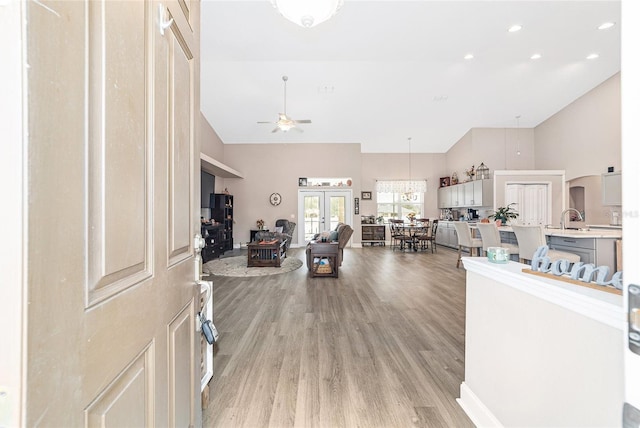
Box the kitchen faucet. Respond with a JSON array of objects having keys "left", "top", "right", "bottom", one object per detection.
[{"left": 560, "top": 208, "right": 584, "bottom": 230}]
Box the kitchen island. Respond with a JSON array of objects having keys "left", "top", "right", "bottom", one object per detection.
[
  {"left": 458, "top": 257, "right": 624, "bottom": 427},
  {"left": 497, "top": 226, "right": 622, "bottom": 272}
]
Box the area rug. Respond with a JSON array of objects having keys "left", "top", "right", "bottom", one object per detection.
[{"left": 203, "top": 255, "right": 303, "bottom": 277}]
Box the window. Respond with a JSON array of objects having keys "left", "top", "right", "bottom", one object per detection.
[{"left": 376, "top": 191, "right": 423, "bottom": 222}]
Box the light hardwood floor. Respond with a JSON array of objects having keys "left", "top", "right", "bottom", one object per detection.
[{"left": 203, "top": 245, "right": 474, "bottom": 428}]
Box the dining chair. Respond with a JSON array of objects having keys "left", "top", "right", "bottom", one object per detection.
[
  {"left": 389, "top": 219, "right": 409, "bottom": 251},
  {"left": 413, "top": 221, "right": 430, "bottom": 251},
  {"left": 395, "top": 222, "right": 415, "bottom": 251},
  {"left": 511, "top": 225, "right": 580, "bottom": 264},
  {"left": 452, "top": 221, "right": 483, "bottom": 268},
  {"left": 417, "top": 219, "right": 439, "bottom": 253},
  {"left": 475, "top": 222, "right": 519, "bottom": 258}
]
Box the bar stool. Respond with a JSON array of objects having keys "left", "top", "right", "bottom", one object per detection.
[
  {"left": 452, "top": 222, "right": 483, "bottom": 268},
  {"left": 511, "top": 225, "right": 580, "bottom": 264}
]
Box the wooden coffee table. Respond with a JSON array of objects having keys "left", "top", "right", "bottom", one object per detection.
[{"left": 247, "top": 240, "right": 286, "bottom": 267}]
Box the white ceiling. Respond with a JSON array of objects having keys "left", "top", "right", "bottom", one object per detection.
[{"left": 200, "top": 1, "right": 620, "bottom": 153}]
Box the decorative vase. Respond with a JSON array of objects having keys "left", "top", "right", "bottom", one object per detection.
[{"left": 495, "top": 219, "right": 502, "bottom": 227}]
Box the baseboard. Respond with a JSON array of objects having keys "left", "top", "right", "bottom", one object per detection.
[{"left": 457, "top": 382, "right": 503, "bottom": 428}]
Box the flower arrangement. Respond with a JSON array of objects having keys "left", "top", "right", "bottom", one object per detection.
[
  {"left": 256, "top": 219, "right": 265, "bottom": 230},
  {"left": 465, "top": 165, "right": 475, "bottom": 181},
  {"left": 406, "top": 212, "right": 416, "bottom": 222}
]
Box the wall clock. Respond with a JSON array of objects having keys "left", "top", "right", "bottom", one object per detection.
[{"left": 269, "top": 192, "right": 282, "bottom": 206}]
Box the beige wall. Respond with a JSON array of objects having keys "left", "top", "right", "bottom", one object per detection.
[
  {"left": 222, "top": 143, "right": 362, "bottom": 246},
  {"left": 200, "top": 112, "right": 224, "bottom": 161},
  {"left": 535, "top": 73, "right": 621, "bottom": 181},
  {"left": 444, "top": 127, "right": 535, "bottom": 183},
  {"left": 535, "top": 72, "right": 621, "bottom": 224},
  {"left": 360, "top": 152, "right": 448, "bottom": 222},
  {"left": 200, "top": 113, "right": 228, "bottom": 193}
]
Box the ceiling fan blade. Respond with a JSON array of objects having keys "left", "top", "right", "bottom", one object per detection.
[
  {"left": 271, "top": 127, "right": 280, "bottom": 133},
  {"left": 294, "top": 119, "right": 312, "bottom": 124},
  {"left": 257, "top": 121, "right": 274, "bottom": 124}
]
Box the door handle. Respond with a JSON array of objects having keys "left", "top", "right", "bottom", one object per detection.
[{"left": 194, "top": 233, "right": 206, "bottom": 282}]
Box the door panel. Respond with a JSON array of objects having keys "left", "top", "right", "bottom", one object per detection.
[
  {"left": 168, "top": 302, "right": 196, "bottom": 427},
  {"left": 24, "top": 1, "right": 200, "bottom": 426},
  {"left": 84, "top": 343, "right": 155, "bottom": 426},
  {"left": 87, "top": 0, "right": 151, "bottom": 307},
  {"left": 301, "top": 192, "right": 323, "bottom": 242},
  {"left": 168, "top": 16, "right": 195, "bottom": 265}
]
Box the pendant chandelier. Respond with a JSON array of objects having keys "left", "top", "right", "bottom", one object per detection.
[
  {"left": 376, "top": 137, "right": 427, "bottom": 196},
  {"left": 271, "top": 0, "right": 344, "bottom": 28}
]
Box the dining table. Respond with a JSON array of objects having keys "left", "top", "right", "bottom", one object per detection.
[{"left": 397, "top": 222, "right": 430, "bottom": 251}]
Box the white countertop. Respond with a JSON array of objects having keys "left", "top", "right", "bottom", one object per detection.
[{"left": 496, "top": 226, "right": 622, "bottom": 239}]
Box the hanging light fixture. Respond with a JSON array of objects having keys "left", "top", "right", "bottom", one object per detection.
[
  {"left": 515, "top": 115, "right": 521, "bottom": 156},
  {"left": 271, "top": 0, "right": 344, "bottom": 28},
  {"left": 376, "top": 138, "right": 426, "bottom": 196},
  {"left": 403, "top": 137, "right": 416, "bottom": 200}
]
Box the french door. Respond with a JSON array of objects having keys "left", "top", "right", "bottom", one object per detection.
[{"left": 298, "top": 190, "right": 352, "bottom": 243}]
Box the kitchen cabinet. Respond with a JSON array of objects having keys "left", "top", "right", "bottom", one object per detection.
[
  {"left": 547, "top": 236, "right": 618, "bottom": 273},
  {"left": 602, "top": 172, "right": 622, "bottom": 206},
  {"left": 435, "top": 221, "right": 458, "bottom": 249},
  {"left": 438, "top": 179, "right": 493, "bottom": 208},
  {"left": 462, "top": 180, "right": 493, "bottom": 207}
]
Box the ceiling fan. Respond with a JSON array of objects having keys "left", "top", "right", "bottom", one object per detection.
[{"left": 258, "top": 76, "right": 311, "bottom": 133}]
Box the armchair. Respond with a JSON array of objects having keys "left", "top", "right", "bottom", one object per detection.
[
  {"left": 306, "top": 223, "right": 354, "bottom": 270},
  {"left": 254, "top": 219, "right": 296, "bottom": 253}
]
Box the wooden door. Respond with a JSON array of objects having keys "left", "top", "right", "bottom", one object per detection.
[{"left": 24, "top": 1, "right": 201, "bottom": 426}]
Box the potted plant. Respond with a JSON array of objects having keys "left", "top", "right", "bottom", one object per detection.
[{"left": 488, "top": 203, "right": 519, "bottom": 226}]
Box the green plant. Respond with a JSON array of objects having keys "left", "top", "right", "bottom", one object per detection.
[{"left": 488, "top": 203, "right": 519, "bottom": 223}]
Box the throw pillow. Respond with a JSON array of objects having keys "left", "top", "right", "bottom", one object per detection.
[
  {"left": 329, "top": 230, "right": 339, "bottom": 241},
  {"left": 318, "top": 231, "right": 331, "bottom": 241},
  {"left": 274, "top": 226, "right": 284, "bottom": 233}
]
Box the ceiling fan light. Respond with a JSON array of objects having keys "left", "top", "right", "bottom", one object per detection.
[{"left": 271, "top": 0, "right": 344, "bottom": 28}]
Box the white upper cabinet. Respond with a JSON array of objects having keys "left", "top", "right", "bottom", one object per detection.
[{"left": 602, "top": 172, "right": 622, "bottom": 206}]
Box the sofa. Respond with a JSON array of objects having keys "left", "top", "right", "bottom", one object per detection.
[
  {"left": 254, "top": 219, "right": 296, "bottom": 253},
  {"left": 305, "top": 223, "right": 354, "bottom": 270}
]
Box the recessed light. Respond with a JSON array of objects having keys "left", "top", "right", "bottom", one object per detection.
[
  {"left": 464, "top": 54, "right": 474, "bottom": 60},
  {"left": 530, "top": 53, "right": 542, "bottom": 60},
  {"left": 598, "top": 22, "right": 615, "bottom": 30},
  {"left": 586, "top": 53, "right": 599, "bottom": 60},
  {"left": 508, "top": 24, "right": 523, "bottom": 33}
]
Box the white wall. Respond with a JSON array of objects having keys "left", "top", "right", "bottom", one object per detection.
[{"left": 462, "top": 264, "right": 623, "bottom": 427}]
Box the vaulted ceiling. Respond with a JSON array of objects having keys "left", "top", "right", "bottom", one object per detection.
[{"left": 200, "top": 1, "right": 620, "bottom": 153}]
